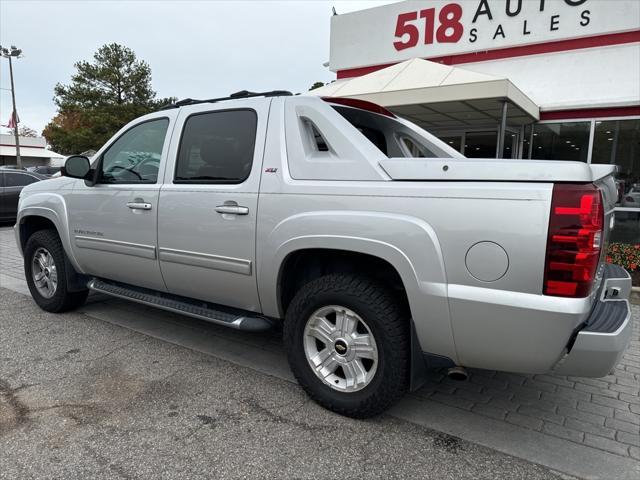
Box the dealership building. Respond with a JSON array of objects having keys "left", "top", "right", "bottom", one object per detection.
[
  {"left": 0, "top": 134, "right": 65, "bottom": 168},
  {"left": 312, "top": 0, "right": 640, "bottom": 205}
]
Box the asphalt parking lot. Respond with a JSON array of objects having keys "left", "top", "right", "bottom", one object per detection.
[
  {"left": 1, "top": 226, "right": 639, "bottom": 479},
  {"left": 0, "top": 287, "right": 572, "bottom": 480}
]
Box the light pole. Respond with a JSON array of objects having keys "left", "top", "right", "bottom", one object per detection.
[{"left": 1, "top": 45, "right": 23, "bottom": 169}]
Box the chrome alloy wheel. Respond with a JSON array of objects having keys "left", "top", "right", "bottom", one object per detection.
[
  {"left": 31, "top": 247, "right": 58, "bottom": 299},
  {"left": 303, "top": 305, "right": 379, "bottom": 392}
]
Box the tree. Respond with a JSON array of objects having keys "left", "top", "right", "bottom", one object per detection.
[
  {"left": 43, "top": 43, "right": 174, "bottom": 154},
  {"left": 309, "top": 81, "right": 325, "bottom": 91},
  {"left": 41, "top": 111, "right": 95, "bottom": 155},
  {"left": 18, "top": 125, "right": 38, "bottom": 137}
]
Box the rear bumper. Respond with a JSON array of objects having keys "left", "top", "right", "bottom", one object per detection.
[{"left": 554, "top": 264, "right": 633, "bottom": 377}]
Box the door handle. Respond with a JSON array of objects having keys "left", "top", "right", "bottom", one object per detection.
[
  {"left": 215, "top": 204, "right": 249, "bottom": 215},
  {"left": 127, "top": 202, "right": 152, "bottom": 210}
]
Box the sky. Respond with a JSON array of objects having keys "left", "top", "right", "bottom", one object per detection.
[{"left": 0, "top": 0, "right": 398, "bottom": 136}]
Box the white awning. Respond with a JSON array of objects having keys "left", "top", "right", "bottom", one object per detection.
[
  {"left": 309, "top": 58, "right": 540, "bottom": 130},
  {"left": 0, "top": 145, "right": 65, "bottom": 159}
]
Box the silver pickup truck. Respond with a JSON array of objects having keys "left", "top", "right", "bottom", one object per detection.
[{"left": 15, "top": 91, "right": 632, "bottom": 418}]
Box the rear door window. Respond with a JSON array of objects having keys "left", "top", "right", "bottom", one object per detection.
[{"left": 174, "top": 109, "right": 257, "bottom": 184}]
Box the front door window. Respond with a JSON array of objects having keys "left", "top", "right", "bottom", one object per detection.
[{"left": 99, "top": 118, "right": 169, "bottom": 184}]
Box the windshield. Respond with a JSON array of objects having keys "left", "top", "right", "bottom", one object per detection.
[{"left": 332, "top": 105, "right": 464, "bottom": 159}]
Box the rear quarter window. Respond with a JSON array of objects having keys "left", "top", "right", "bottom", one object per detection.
[
  {"left": 332, "top": 105, "right": 439, "bottom": 158},
  {"left": 332, "top": 105, "right": 461, "bottom": 158}
]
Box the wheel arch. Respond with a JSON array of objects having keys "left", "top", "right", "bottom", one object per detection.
[
  {"left": 277, "top": 246, "right": 413, "bottom": 318},
  {"left": 18, "top": 213, "right": 57, "bottom": 252},
  {"left": 16, "top": 192, "right": 82, "bottom": 270},
  {"left": 265, "top": 236, "right": 422, "bottom": 319},
  {"left": 257, "top": 212, "right": 458, "bottom": 367}
]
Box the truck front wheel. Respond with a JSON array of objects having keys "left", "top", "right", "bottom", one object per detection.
[
  {"left": 24, "top": 229, "right": 89, "bottom": 313},
  {"left": 283, "top": 274, "right": 409, "bottom": 418}
]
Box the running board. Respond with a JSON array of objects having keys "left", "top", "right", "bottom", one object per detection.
[{"left": 87, "top": 278, "right": 273, "bottom": 332}]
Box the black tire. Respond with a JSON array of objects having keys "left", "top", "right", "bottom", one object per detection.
[
  {"left": 24, "top": 229, "right": 89, "bottom": 313},
  {"left": 283, "top": 274, "right": 409, "bottom": 418}
]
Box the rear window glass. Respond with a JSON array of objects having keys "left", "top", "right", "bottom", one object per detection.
[{"left": 332, "top": 105, "right": 439, "bottom": 158}]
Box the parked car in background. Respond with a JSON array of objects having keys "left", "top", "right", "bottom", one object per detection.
[
  {"left": 26, "top": 166, "right": 62, "bottom": 177},
  {"left": 0, "top": 170, "right": 47, "bottom": 222},
  {"left": 622, "top": 187, "right": 640, "bottom": 208}
]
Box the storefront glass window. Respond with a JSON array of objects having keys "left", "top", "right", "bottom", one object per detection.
[
  {"left": 439, "top": 136, "right": 462, "bottom": 153},
  {"left": 464, "top": 131, "right": 497, "bottom": 158},
  {"left": 531, "top": 122, "right": 590, "bottom": 162},
  {"left": 591, "top": 119, "right": 640, "bottom": 254},
  {"left": 591, "top": 119, "right": 640, "bottom": 201}
]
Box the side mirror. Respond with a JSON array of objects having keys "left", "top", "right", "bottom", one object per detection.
[{"left": 62, "top": 155, "right": 91, "bottom": 179}]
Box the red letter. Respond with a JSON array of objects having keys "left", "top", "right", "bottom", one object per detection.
[{"left": 393, "top": 12, "right": 419, "bottom": 51}]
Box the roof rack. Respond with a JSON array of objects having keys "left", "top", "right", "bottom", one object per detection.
[{"left": 159, "top": 90, "right": 293, "bottom": 110}]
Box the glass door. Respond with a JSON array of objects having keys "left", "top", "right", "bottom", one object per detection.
[
  {"left": 464, "top": 131, "right": 497, "bottom": 158},
  {"left": 502, "top": 129, "right": 520, "bottom": 159}
]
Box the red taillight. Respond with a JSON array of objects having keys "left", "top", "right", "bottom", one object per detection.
[
  {"left": 544, "top": 184, "right": 604, "bottom": 298},
  {"left": 625, "top": 195, "right": 635, "bottom": 202}
]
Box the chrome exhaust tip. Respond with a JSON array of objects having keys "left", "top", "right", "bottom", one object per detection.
[{"left": 447, "top": 366, "right": 468, "bottom": 381}]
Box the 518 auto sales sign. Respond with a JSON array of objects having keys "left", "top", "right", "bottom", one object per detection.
[{"left": 329, "top": 0, "right": 640, "bottom": 72}]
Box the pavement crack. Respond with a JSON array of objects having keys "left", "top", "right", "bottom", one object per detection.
[
  {"left": 0, "top": 378, "right": 30, "bottom": 433},
  {"left": 30, "top": 402, "right": 101, "bottom": 414},
  {"left": 10, "top": 382, "right": 41, "bottom": 393},
  {"left": 241, "top": 397, "right": 335, "bottom": 433},
  {"left": 86, "top": 338, "right": 147, "bottom": 363}
]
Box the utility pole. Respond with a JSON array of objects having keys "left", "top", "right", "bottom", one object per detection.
[{"left": 1, "top": 45, "right": 23, "bottom": 169}]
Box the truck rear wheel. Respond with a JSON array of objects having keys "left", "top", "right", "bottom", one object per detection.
[
  {"left": 283, "top": 274, "right": 409, "bottom": 418},
  {"left": 24, "top": 229, "right": 88, "bottom": 313}
]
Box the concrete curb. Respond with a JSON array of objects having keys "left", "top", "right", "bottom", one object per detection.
[
  {"left": 0, "top": 273, "right": 30, "bottom": 296},
  {"left": 631, "top": 286, "right": 640, "bottom": 305}
]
